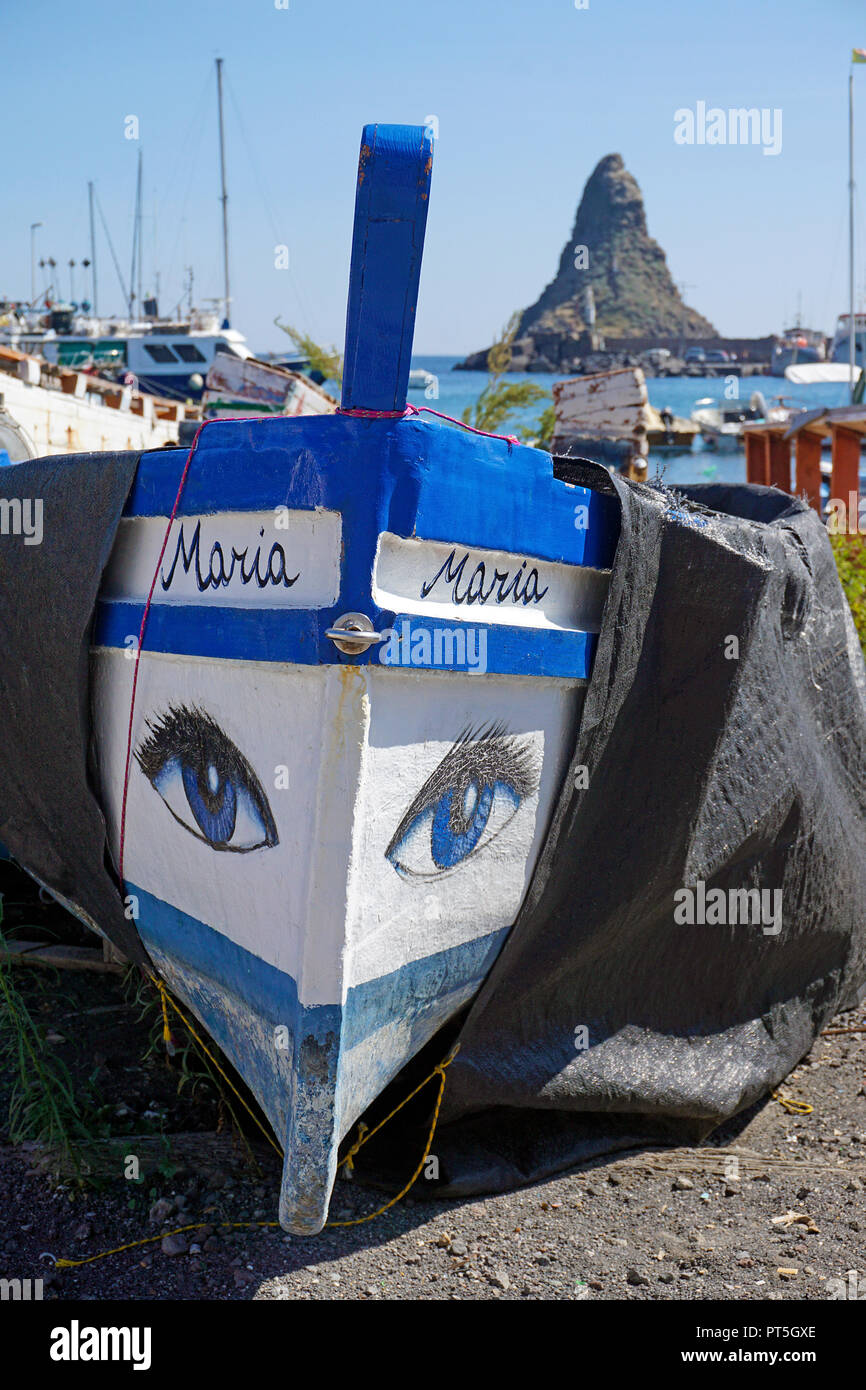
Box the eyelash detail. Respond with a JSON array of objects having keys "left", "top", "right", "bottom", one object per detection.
[
  {"left": 385, "top": 723, "right": 540, "bottom": 878},
  {"left": 136, "top": 705, "right": 279, "bottom": 853}
]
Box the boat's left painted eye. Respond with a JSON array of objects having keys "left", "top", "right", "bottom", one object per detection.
[
  {"left": 385, "top": 725, "right": 539, "bottom": 880},
  {"left": 136, "top": 706, "right": 278, "bottom": 853}
]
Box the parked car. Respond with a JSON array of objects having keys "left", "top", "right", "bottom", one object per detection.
[
  {"left": 640, "top": 347, "right": 672, "bottom": 367},
  {"left": 684, "top": 346, "right": 707, "bottom": 363},
  {"left": 704, "top": 349, "right": 730, "bottom": 364}
]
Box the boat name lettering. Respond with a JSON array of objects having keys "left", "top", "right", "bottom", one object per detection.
[
  {"left": 160, "top": 520, "right": 301, "bottom": 593},
  {"left": 419, "top": 549, "right": 549, "bottom": 607}
]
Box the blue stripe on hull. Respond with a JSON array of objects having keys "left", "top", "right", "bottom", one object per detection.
[
  {"left": 93, "top": 601, "right": 595, "bottom": 678},
  {"left": 120, "top": 416, "right": 619, "bottom": 572},
  {"left": 129, "top": 882, "right": 507, "bottom": 1232}
]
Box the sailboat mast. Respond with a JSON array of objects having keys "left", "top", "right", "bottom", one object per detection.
[
  {"left": 850, "top": 70, "right": 856, "bottom": 400},
  {"left": 216, "top": 57, "right": 231, "bottom": 327},
  {"left": 137, "top": 152, "right": 143, "bottom": 316},
  {"left": 128, "top": 148, "right": 142, "bottom": 319},
  {"left": 88, "top": 182, "right": 98, "bottom": 315}
]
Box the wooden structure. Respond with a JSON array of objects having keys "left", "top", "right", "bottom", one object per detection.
[{"left": 743, "top": 405, "right": 866, "bottom": 513}]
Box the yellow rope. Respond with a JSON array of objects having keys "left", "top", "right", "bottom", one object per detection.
[
  {"left": 55, "top": 1220, "right": 280, "bottom": 1268},
  {"left": 152, "top": 977, "right": 282, "bottom": 1157},
  {"left": 326, "top": 1043, "right": 459, "bottom": 1228},
  {"left": 773, "top": 1090, "right": 813, "bottom": 1115},
  {"left": 52, "top": 974, "right": 460, "bottom": 1264},
  {"left": 158, "top": 981, "right": 174, "bottom": 1052}
]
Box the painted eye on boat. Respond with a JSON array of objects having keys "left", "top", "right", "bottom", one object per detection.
[
  {"left": 135, "top": 705, "right": 279, "bottom": 853},
  {"left": 385, "top": 724, "right": 540, "bottom": 880}
]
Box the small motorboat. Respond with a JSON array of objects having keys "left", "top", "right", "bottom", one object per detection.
[
  {"left": 408, "top": 367, "right": 437, "bottom": 391},
  {"left": 6, "top": 125, "right": 620, "bottom": 1233},
  {"left": 691, "top": 391, "right": 791, "bottom": 450}
]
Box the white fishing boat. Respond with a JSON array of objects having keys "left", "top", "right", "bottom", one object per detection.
[
  {"left": 829, "top": 310, "right": 866, "bottom": 369},
  {"left": 0, "top": 344, "right": 194, "bottom": 459},
  {"left": 0, "top": 302, "right": 254, "bottom": 403},
  {"left": 771, "top": 324, "right": 825, "bottom": 374},
  {"left": 4, "top": 125, "right": 619, "bottom": 1234},
  {"left": 553, "top": 366, "right": 698, "bottom": 459}
]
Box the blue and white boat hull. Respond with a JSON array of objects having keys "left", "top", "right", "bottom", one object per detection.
[
  {"left": 83, "top": 124, "right": 620, "bottom": 1233},
  {"left": 89, "top": 411, "right": 615, "bottom": 1231}
]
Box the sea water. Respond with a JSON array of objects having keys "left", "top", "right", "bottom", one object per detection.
[{"left": 408, "top": 355, "right": 853, "bottom": 488}]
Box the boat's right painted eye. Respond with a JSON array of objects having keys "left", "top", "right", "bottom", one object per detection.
[{"left": 385, "top": 724, "right": 540, "bottom": 880}]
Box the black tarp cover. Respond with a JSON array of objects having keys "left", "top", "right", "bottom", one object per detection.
[
  {"left": 418, "top": 464, "right": 866, "bottom": 1192},
  {"left": 1, "top": 450, "right": 865, "bottom": 1192},
  {"left": 0, "top": 450, "right": 148, "bottom": 965}
]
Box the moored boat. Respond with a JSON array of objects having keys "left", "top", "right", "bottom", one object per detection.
[
  {"left": 0, "top": 343, "right": 196, "bottom": 459},
  {"left": 201, "top": 351, "right": 336, "bottom": 420},
  {"left": 690, "top": 391, "right": 793, "bottom": 450},
  {"left": 4, "top": 125, "right": 620, "bottom": 1233}
]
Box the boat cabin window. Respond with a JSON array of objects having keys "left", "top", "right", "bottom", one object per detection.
[
  {"left": 172, "top": 344, "right": 207, "bottom": 363},
  {"left": 214, "top": 340, "right": 241, "bottom": 358},
  {"left": 143, "top": 344, "right": 180, "bottom": 364}
]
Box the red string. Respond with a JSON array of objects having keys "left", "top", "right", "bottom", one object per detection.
[
  {"left": 116, "top": 414, "right": 267, "bottom": 890},
  {"left": 336, "top": 401, "right": 519, "bottom": 446},
  {"left": 335, "top": 406, "right": 406, "bottom": 419},
  {"left": 406, "top": 403, "right": 520, "bottom": 446}
]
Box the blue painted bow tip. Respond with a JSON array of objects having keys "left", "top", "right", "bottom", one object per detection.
[{"left": 341, "top": 124, "right": 434, "bottom": 415}]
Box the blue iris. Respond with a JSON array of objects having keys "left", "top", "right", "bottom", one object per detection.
[
  {"left": 181, "top": 760, "right": 237, "bottom": 845},
  {"left": 385, "top": 726, "right": 537, "bottom": 879},
  {"left": 431, "top": 780, "right": 494, "bottom": 868}
]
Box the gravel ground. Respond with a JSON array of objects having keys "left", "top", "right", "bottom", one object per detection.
[{"left": 1, "top": 990, "right": 863, "bottom": 1302}]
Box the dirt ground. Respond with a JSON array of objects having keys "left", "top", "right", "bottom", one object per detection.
[{"left": 1, "top": 863, "right": 864, "bottom": 1303}]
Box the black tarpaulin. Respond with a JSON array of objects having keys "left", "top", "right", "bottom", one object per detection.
[
  {"left": 357, "top": 465, "right": 866, "bottom": 1194},
  {"left": 0, "top": 450, "right": 149, "bottom": 965}
]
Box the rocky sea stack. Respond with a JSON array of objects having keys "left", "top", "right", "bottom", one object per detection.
[{"left": 459, "top": 153, "right": 716, "bottom": 371}]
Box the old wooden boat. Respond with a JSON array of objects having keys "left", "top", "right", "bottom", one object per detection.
[
  {"left": 0, "top": 343, "right": 196, "bottom": 460},
  {"left": 201, "top": 350, "right": 336, "bottom": 421},
  {"left": 552, "top": 364, "right": 698, "bottom": 462},
  {"left": 11, "top": 125, "right": 619, "bottom": 1233}
]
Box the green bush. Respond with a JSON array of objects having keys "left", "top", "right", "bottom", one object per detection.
[{"left": 831, "top": 535, "right": 866, "bottom": 655}]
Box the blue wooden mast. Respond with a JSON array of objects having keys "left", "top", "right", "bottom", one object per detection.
[{"left": 341, "top": 124, "right": 434, "bottom": 414}]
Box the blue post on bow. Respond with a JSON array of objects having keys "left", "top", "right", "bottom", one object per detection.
[{"left": 340, "top": 124, "right": 434, "bottom": 415}]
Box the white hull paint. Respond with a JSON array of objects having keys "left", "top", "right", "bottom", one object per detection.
[
  {"left": 552, "top": 366, "right": 652, "bottom": 457},
  {"left": 0, "top": 367, "right": 185, "bottom": 459}
]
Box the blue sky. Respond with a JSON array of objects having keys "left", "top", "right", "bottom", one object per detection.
[{"left": 1, "top": 0, "right": 864, "bottom": 353}]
